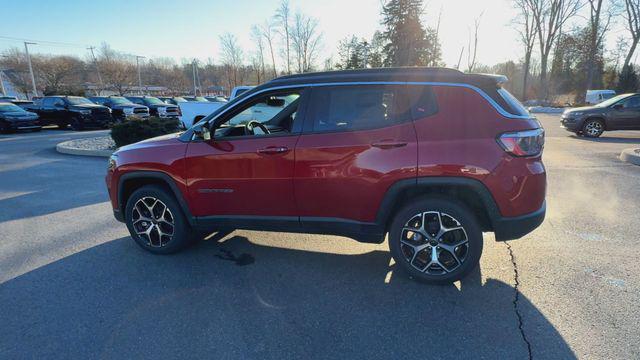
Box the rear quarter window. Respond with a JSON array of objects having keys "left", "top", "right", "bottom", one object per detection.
[{"left": 497, "top": 88, "right": 530, "bottom": 117}]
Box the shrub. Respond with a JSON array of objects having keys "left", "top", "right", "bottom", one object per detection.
[{"left": 110, "top": 117, "right": 181, "bottom": 148}]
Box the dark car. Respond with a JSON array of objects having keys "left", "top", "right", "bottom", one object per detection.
[
  {"left": 125, "top": 96, "right": 180, "bottom": 118},
  {"left": 182, "top": 96, "right": 209, "bottom": 102},
  {"left": 561, "top": 93, "right": 640, "bottom": 137},
  {"left": 0, "top": 102, "right": 41, "bottom": 132},
  {"left": 89, "top": 96, "right": 150, "bottom": 121},
  {"left": 106, "top": 67, "right": 546, "bottom": 284},
  {"left": 158, "top": 96, "right": 187, "bottom": 106},
  {"left": 26, "top": 96, "right": 114, "bottom": 130},
  {"left": 204, "top": 96, "right": 228, "bottom": 103},
  {"left": 0, "top": 96, "right": 18, "bottom": 102}
]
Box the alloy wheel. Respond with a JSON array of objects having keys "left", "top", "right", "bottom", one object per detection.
[
  {"left": 131, "top": 196, "right": 175, "bottom": 247},
  {"left": 399, "top": 211, "right": 469, "bottom": 275},
  {"left": 584, "top": 120, "right": 603, "bottom": 137}
]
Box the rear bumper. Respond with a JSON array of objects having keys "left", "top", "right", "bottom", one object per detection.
[{"left": 493, "top": 201, "right": 546, "bottom": 241}]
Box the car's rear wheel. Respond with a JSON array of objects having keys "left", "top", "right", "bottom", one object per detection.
[
  {"left": 582, "top": 118, "right": 604, "bottom": 138},
  {"left": 70, "top": 118, "right": 84, "bottom": 131},
  {"left": 388, "top": 197, "right": 483, "bottom": 284},
  {"left": 125, "top": 185, "right": 194, "bottom": 254}
]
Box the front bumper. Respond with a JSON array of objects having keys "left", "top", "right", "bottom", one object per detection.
[
  {"left": 560, "top": 115, "right": 582, "bottom": 131},
  {"left": 493, "top": 201, "right": 546, "bottom": 241}
]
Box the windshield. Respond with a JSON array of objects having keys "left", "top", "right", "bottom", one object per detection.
[
  {"left": 596, "top": 94, "right": 631, "bottom": 108},
  {"left": 109, "top": 97, "right": 133, "bottom": 105},
  {"left": 0, "top": 103, "right": 23, "bottom": 112},
  {"left": 65, "top": 97, "right": 93, "bottom": 105},
  {"left": 172, "top": 97, "right": 187, "bottom": 102},
  {"left": 143, "top": 97, "right": 165, "bottom": 105}
]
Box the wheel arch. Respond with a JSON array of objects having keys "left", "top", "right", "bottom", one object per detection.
[
  {"left": 376, "top": 177, "right": 501, "bottom": 234},
  {"left": 118, "top": 171, "right": 195, "bottom": 226}
]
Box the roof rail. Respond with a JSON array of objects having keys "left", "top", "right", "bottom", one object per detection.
[{"left": 274, "top": 67, "right": 464, "bottom": 81}]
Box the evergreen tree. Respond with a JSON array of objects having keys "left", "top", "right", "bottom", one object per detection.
[
  {"left": 380, "top": 0, "right": 441, "bottom": 67},
  {"left": 617, "top": 65, "right": 639, "bottom": 93}
]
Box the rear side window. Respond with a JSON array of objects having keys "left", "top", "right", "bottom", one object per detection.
[
  {"left": 497, "top": 88, "right": 530, "bottom": 116},
  {"left": 407, "top": 85, "right": 438, "bottom": 119},
  {"left": 309, "top": 85, "right": 409, "bottom": 132}
]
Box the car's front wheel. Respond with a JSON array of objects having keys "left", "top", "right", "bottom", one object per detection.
[
  {"left": 582, "top": 118, "right": 604, "bottom": 138},
  {"left": 125, "top": 185, "right": 194, "bottom": 254},
  {"left": 388, "top": 197, "right": 483, "bottom": 284}
]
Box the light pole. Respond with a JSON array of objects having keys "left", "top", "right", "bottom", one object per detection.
[
  {"left": 24, "top": 42, "right": 37, "bottom": 99},
  {"left": 87, "top": 46, "right": 104, "bottom": 95},
  {"left": 135, "top": 55, "right": 145, "bottom": 94},
  {"left": 192, "top": 59, "right": 197, "bottom": 96},
  {"left": 0, "top": 70, "right": 6, "bottom": 96}
]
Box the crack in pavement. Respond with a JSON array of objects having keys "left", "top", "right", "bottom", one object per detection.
[{"left": 505, "top": 241, "right": 533, "bottom": 360}]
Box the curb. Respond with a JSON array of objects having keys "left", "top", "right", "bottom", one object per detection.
[
  {"left": 620, "top": 148, "right": 640, "bottom": 166},
  {"left": 56, "top": 138, "right": 114, "bottom": 158}
]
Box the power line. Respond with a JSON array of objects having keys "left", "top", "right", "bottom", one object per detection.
[{"left": 0, "top": 35, "right": 90, "bottom": 49}]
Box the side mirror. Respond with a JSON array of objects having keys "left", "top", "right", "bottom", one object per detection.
[
  {"left": 192, "top": 123, "right": 211, "bottom": 141},
  {"left": 613, "top": 104, "right": 624, "bottom": 110}
]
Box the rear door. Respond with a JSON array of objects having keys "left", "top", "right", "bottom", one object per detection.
[{"left": 294, "top": 85, "right": 417, "bottom": 225}]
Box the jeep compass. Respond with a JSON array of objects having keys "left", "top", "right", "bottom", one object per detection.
[{"left": 106, "top": 67, "right": 546, "bottom": 284}]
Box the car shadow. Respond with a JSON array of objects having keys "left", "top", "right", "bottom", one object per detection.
[
  {"left": 0, "top": 233, "right": 576, "bottom": 359},
  {"left": 568, "top": 134, "right": 640, "bottom": 144}
]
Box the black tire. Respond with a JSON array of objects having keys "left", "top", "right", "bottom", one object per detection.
[
  {"left": 582, "top": 118, "right": 604, "bottom": 138},
  {"left": 388, "top": 197, "right": 483, "bottom": 284},
  {"left": 125, "top": 185, "right": 194, "bottom": 254},
  {"left": 70, "top": 118, "right": 84, "bottom": 131}
]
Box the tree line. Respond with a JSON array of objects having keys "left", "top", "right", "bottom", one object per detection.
[{"left": 2, "top": 0, "right": 640, "bottom": 103}]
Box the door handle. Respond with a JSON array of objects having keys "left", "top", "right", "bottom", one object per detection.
[
  {"left": 257, "top": 146, "right": 289, "bottom": 154},
  {"left": 371, "top": 140, "right": 408, "bottom": 149}
]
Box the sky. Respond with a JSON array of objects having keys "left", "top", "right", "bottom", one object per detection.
[{"left": 0, "top": 0, "right": 629, "bottom": 69}]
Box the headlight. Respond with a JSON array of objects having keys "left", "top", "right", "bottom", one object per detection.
[
  {"left": 79, "top": 110, "right": 91, "bottom": 115},
  {"left": 569, "top": 112, "right": 583, "bottom": 116},
  {"left": 108, "top": 154, "right": 118, "bottom": 171}
]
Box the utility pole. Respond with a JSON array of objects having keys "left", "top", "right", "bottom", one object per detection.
[
  {"left": 24, "top": 42, "right": 37, "bottom": 99},
  {"left": 0, "top": 70, "right": 6, "bottom": 96},
  {"left": 87, "top": 46, "right": 104, "bottom": 95},
  {"left": 192, "top": 59, "right": 198, "bottom": 96},
  {"left": 135, "top": 55, "right": 145, "bottom": 94}
]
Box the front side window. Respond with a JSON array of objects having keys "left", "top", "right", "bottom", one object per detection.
[
  {"left": 621, "top": 96, "right": 640, "bottom": 109},
  {"left": 309, "top": 85, "right": 407, "bottom": 132},
  {"left": 215, "top": 89, "right": 302, "bottom": 138}
]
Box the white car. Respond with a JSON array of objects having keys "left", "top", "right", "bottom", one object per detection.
[
  {"left": 178, "top": 101, "right": 225, "bottom": 128},
  {"left": 585, "top": 90, "right": 616, "bottom": 105},
  {"left": 230, "top": 86, "right": 254, "bottom": 100}
]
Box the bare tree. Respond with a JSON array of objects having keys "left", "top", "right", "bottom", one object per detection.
[
  {"left": 528, "top": 0, "right": 583, "bottom": 99},
  {"left": 274, "top": 0, "right": 292, "bottom": 74},
  {"left": 466, "top": 12, "right": 483, "bottom": 72},
  {"left": 290, "top": 12, "right": 322, "bottom": 73},
  {"left": 513, "top": 0, "right": 537, "bottom": 99},
  {"left": 260, "top": 20, "right": 278, "bottom": 78},
  {"left": 623, "top": 0, "right": 640, "bottom": 70},
  {"left": 97, "top": 43, "right": 136, "bottom": 95},
  {"left": 251, "top": 25, "right": 266, "bottom": 82},
  {"left": 36, "top": 55, "right": 85, "bottom": 94},
  {"left": 219, "top": 33, "right": 244, "bottom": 90},
  {"left": 585, "top": 0, "right": 617, "bottom": 92}
]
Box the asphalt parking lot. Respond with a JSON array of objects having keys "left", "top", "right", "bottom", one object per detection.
[{"left": 1, "top": 115, "right": 639, "bottom": 359}]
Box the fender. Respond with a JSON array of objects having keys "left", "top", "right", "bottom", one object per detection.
[
  {"left": 117, "top": 171, "right": 195, "bottom": 226},
  {"left": 375, "top": 176, "right": 501, "bottom": 230}
]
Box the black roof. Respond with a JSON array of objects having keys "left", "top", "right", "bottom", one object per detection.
[{"left": 263, "top": 67, "right": 506, "bottom": 89}]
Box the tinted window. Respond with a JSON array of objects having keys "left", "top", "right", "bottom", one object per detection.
[
  {"left": 497, "top": 88, "right": 530, "bottom": 116},
  {"left": 310, "top": 86, "right": 407, "bottom": 132},
  {"left": 408, "top": 85, "right": 438, "bottom": 119},
  {"left": 622, "top": 96, "right": 640, "bottom": 108}
]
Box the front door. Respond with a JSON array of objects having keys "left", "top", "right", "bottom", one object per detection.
[
  {"left": 185, "top": 88, "right": 307, "bottom": 219},
  {"left": 609, "top": 95, "right": 640, "bottom": 130},
  {"left": 294, "top": 85, "right": 418, "bottom": 225}
]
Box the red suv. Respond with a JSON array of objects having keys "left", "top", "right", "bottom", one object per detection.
[{"left": 106, "top": 68, "right": 546, "bottom": 283}]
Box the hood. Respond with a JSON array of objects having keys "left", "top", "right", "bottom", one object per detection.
[
  {"left": 0, "top": 111, "right": 38, "bottom": 121},
  {"left": 70, "top": 104, "right": 108, "bottom": 111},
  {"left": 564, "top": 105, "right": 603, "bottom": 114},
  {"left": 116, "top": 132, "right": 182, "bottom": 152},
  {"left": 111, "top": 104, "right": 146, "bottom": 110}
]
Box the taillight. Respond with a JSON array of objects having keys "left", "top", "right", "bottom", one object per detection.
[{"left": 497, "top": 128, "right": 545, "bottom": 157}]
